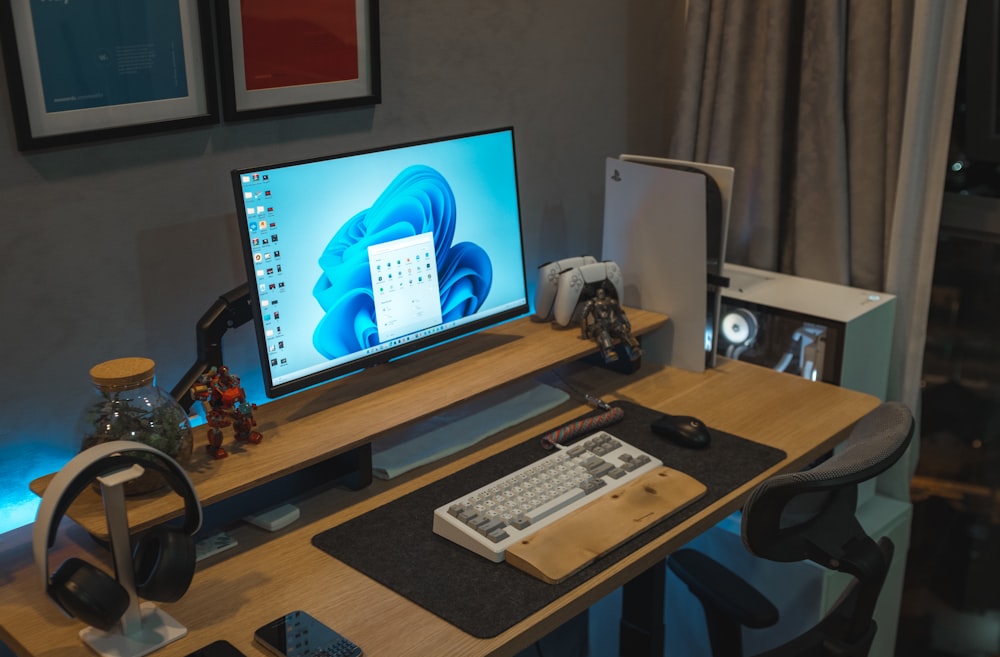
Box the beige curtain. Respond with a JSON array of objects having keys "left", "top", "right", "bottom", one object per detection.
[{"left": 670, "top": 0, "right": 965, "bottom": 499}]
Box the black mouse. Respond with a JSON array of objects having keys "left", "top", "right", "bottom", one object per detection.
[{"left": 650, "top": 413, "right": 711, "bottom": 449}]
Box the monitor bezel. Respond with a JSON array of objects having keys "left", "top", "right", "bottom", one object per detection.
[{"left": 231, "top": 126, "right": 530, "bottom": 399}]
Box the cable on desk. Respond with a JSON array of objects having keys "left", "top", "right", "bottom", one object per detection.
[
  {"left": 536, "top": 366, "right": 624, "bottom": 449},
  {"left": 540, "top": 406, "right": 625, "bottom": 450}
]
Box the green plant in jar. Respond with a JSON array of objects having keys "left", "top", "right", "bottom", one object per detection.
[{"left": 79, "top": 357, "right": 194, "bottom": 495}]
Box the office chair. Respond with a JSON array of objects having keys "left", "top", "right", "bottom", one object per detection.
[{"left": 666, "top": 401, "right": 914, "bottom": 657}]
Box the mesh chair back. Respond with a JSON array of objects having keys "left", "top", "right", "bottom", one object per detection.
[{"left": 741, "top": 402, "right": 914, "bottom": 565}]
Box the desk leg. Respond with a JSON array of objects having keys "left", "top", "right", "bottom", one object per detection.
[{"left": 619, "top": 559, "right": 665, "bottom": 657}]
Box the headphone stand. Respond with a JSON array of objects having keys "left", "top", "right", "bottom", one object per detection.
[{"left": 78, "top": 464, "right": 188, "bottom": 657}]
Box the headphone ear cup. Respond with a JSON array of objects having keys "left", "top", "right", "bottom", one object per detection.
[
  {"left": 131, "top": 525, "right": 196, "bottom": 603},
  {"left": 49, "top": 557, "right": 130, "bottom": 632}
]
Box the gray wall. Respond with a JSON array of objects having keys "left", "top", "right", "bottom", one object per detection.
[{"left": 0, "top": 2, "right": 682, "bottom": 485}]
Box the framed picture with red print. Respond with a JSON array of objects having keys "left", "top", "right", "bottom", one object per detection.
[{"left": 216, "top": 0, "right": 381, "bottom": 121}]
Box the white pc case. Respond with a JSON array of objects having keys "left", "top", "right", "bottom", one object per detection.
[{"left": 716, "top": 263, "right": 896, "bottom": 400}]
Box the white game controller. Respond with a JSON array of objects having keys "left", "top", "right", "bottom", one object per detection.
[
  {"left": 552, "top": 261, "right": 625, "bottom": 327},
  {"left": 533, "top": 255, "right": 598, "bottom": 320}
]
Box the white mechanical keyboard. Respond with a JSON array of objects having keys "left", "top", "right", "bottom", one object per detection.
[{"left": 432, "top": 431, "right": 664, "bottom": 562}]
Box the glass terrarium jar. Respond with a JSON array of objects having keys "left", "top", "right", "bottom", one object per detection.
[{"left": 79, "top": 357, "right": 194, "bottom": 495}]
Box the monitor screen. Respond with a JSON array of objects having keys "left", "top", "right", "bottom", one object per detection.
[{"left": 233, "top": 127, "right": 529, "bottom": 398}]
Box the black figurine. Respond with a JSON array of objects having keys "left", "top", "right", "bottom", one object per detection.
[{"left": 579, "top": 286, "right": 643, "bottom": 363}]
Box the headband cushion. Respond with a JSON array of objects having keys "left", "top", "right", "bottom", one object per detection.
[{"left": 46, "top": 454, "right": 201, "bottom": 545}]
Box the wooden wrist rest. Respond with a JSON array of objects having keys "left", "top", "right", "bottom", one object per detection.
[{"left": 505, "top": 466, "right": 707, "bottom": 584}]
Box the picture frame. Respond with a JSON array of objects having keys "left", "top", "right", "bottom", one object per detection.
[
  {"left": 0, "top": 0, "right": 218, "bottom": 151},
  {"left": 217, "top": 0, "right": 381, "bottom": 121}
]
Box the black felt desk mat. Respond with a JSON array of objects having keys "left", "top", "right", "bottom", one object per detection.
[{"left": 311, "top": 401, "right": 785, "bottom": 638}]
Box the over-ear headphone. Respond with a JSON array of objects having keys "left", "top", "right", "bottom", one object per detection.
[{"left": 32, "top": 441, "right": 203, "bottom": 632}]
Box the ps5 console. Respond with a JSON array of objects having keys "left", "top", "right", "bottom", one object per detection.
[{"left": 602, "top": 156, "right": 733, "bottom": 372}]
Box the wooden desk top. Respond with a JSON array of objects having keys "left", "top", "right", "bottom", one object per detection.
[{"left": 0, "top": 358, "right": 879, "bottom": 657}]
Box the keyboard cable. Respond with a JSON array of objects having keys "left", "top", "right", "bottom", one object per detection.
[{"left": 539, "top": 392, "right": 625, "bottom": 450}]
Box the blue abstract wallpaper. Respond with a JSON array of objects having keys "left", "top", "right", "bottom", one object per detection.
[{"left": 311, "top": 165, "right": 493, "bottom": 358}]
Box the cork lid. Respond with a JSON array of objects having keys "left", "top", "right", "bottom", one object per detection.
[{"left": 90, "top": 357, "right": 156, "bottom": 390}]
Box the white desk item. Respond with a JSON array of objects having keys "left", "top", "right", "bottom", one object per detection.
[
  {"left": 602, "top": 157, "right": 712, "bottom": 372},
  {"left": 243, "top": 503, "right": 300, "bottom": 532}
]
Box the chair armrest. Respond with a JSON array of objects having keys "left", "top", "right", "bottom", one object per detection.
[{"left": 668, "top": 548, "right": 779, "bottom": 629}]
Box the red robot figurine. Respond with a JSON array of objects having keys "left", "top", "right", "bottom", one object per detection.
[{"left": 191, "top": 365, "right": 263, "bottom": 459}]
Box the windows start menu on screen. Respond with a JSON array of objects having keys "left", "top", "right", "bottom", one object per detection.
[{"left": 369, "top": 232, "right": 443, "bottom": 343}]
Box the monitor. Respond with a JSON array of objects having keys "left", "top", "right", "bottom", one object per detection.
[{"left": 232, "top": 127, "right": 529, "bottom": 398}]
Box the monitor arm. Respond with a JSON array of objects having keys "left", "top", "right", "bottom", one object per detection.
[{"left": 170, "top": 283, "right": 253, "bottom": 413}]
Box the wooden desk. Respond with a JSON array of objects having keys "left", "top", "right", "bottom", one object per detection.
[{"left": 0, "top": 358, "right": 878, "bottom": 657}]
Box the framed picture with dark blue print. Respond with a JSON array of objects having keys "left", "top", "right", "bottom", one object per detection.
[
  {"left": 217, "top": 0, "right": 381, "bottom": 121},
  {"left": 0, "top": 0, "right": 218, "bottom": 151}
]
